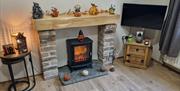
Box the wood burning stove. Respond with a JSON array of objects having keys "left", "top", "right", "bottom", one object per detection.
[{"left": 66, "top": 30, "right": 93, "bottom": 71}]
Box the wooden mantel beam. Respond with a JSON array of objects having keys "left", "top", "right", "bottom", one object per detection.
[{"left": 33, "top": 13, "right": 120, "bottom": 31}]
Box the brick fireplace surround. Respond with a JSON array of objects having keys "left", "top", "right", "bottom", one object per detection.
[{"left": 33, "top": 13, "right": 120, "bottom": 80}]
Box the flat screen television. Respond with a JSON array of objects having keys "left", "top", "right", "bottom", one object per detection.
[{"left": 121, "top": 3, "right": 167, "bottom": 30}]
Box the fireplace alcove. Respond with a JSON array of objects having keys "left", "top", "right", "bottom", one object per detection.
[{"left": 33, "top": 13, "right": 120, "bottom": 79}]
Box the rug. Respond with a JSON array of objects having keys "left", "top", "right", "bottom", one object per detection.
[{"left": 58, "top": 60, "right": 108, "bottom": 85}]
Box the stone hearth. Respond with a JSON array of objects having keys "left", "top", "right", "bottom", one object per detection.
[{"left": 33, "top": 13, "right": 120, "bottom": 80}]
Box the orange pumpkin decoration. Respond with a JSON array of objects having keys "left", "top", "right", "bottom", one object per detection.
[
  {"left": 89, "top": 3, "right": 99, "bottom": 15},
  {"left": 64, "top": 73, "right": 71, "bottom": 81},
  {"left": 74, "top": 12, "right": 81, "bottom": 17}
]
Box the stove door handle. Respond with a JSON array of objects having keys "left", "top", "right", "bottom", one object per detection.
[{"left": 90, "top": 52, "right": 92, "bottom": 56}]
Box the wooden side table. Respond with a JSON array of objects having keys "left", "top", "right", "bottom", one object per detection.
[
  {"left": 0, "top": 51, "right": 36, "bottom": 91},
  {"left": 124, "top": 41, "right": 152, "bottom": 69}
]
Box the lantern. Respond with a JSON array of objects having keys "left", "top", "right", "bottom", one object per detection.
[{"left": 12, "top": 32, "right": 28, "bottom": 54}]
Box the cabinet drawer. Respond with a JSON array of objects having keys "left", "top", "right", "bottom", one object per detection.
[
  {"left": 128, "top": 45, "right": 146, "bottom": 55},
  {"left": 126, "top": 55, "right": 145, "bottom": 65}
]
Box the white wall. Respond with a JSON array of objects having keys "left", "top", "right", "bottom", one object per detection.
[{"left": 0, "top": 0, "right": 170, "bottom": 82}]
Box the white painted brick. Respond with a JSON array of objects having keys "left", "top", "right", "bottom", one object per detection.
[
  {"left": 42, "top": 56, "right": 57, "bottom": 62},
  {"left": 49, "top": 30, "right": 56, "bottom": 35},
  {"left": 43, "top": 68, "right": 58, "bottom": 80},
  {"left": 39, "top": 31, "right": 50, "bottom": 36},
  {"left": 42, "top": 59, "right": 58, "bottom": 69}
]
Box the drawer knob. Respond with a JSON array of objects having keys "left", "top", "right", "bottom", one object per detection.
[
  {"left": 141, "top": 60, "right": 144, "bottom": 63},
  {"left": 126, "top": 60, "right": 130, "bottom": 62},
  {"left": 127, "top": 54, "right": 131, "bottom": 56},
  {"left": 136, "top": 48, "right": 139, "bottom": 51}
]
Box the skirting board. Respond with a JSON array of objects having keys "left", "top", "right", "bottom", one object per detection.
[
  {"left": 150, "top": 58, "right": 180, "bottom": 74},
  {"left": 162, "top": 62, "right": 180, "bottom": 74},
  {"left": 118, "top": 56, "right": 180, "bottom": 74}
]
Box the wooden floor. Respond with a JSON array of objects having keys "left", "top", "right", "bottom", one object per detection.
[{"left": 0, "top": 59, "right": 180, "bottom": 91}]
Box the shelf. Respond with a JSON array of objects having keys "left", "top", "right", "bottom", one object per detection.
[{"left": 33, "top": 13, "right": 120, "bottom": 31}]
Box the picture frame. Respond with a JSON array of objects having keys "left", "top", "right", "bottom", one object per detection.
[
  {"left": 2, "top": 44, "right": 15, "bottom": 56},
  {"left": 136, "top": 31, "right": 144, "bottom": 43}
]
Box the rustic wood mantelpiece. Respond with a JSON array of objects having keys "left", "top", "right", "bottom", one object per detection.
[
  {"left": 33, "top": 13, "right": 120, "bottom": 80},
  {"left": 33, "top": 13, "right": 120, "bottom": 31}
]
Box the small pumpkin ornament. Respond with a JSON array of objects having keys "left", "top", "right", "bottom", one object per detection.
[
  {"left": 109, "top": 65, "right": 115, "bottom": 72},
  {"left": 80, "top": 70, "right": 89, "bottom": 76},
  {"left": 99, "top": 65, "right": 107, "bottom": 72},
  {"left": 64, "top": 73, "right": 71, "bottom": 81},
  {"left": 74, "top": 12, "right": 81, "bottom": 17},
  {"left": 89, "top": 3, "right": 99, "bottom": 15}
]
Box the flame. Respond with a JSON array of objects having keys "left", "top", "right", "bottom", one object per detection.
[{"left": 74, "top": 45, "right": 88, "bottom": 62}]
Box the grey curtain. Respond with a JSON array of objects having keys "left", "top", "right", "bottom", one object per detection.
[{"left": 159, "top": 0, "right": 180, "bottom": 57}]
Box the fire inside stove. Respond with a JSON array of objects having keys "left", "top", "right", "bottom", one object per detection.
[{"left": 74, "top": 45, "right": 89, "bottom": 62}]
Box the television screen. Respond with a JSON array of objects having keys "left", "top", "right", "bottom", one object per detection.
[{"left": 121, "top": 3, "right": 167, "bottom": 30}]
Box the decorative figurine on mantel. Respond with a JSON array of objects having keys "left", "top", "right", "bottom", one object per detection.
[
  {"left": 89, "top": 3, "right": 99, "bottom": 15},
  {"left": 32, "top": 2, "right": 43, "bottom": 19},
  {"left": 109, "top": 4, "right": 115, "bottom": 15},
  {"left": 73, "top": 4, "right": 81, "bottom": 17},
  {"left": 50, "top": 7, "right": 59, "bottom": 17}
]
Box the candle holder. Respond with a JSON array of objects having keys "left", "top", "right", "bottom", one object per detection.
[{"left": 12, "top": 32, "right": 28, "bottom": 54}]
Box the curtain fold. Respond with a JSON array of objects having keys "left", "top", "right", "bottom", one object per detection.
[{"left": 159, "top": 0, "right": 180, "bottom": 57}]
